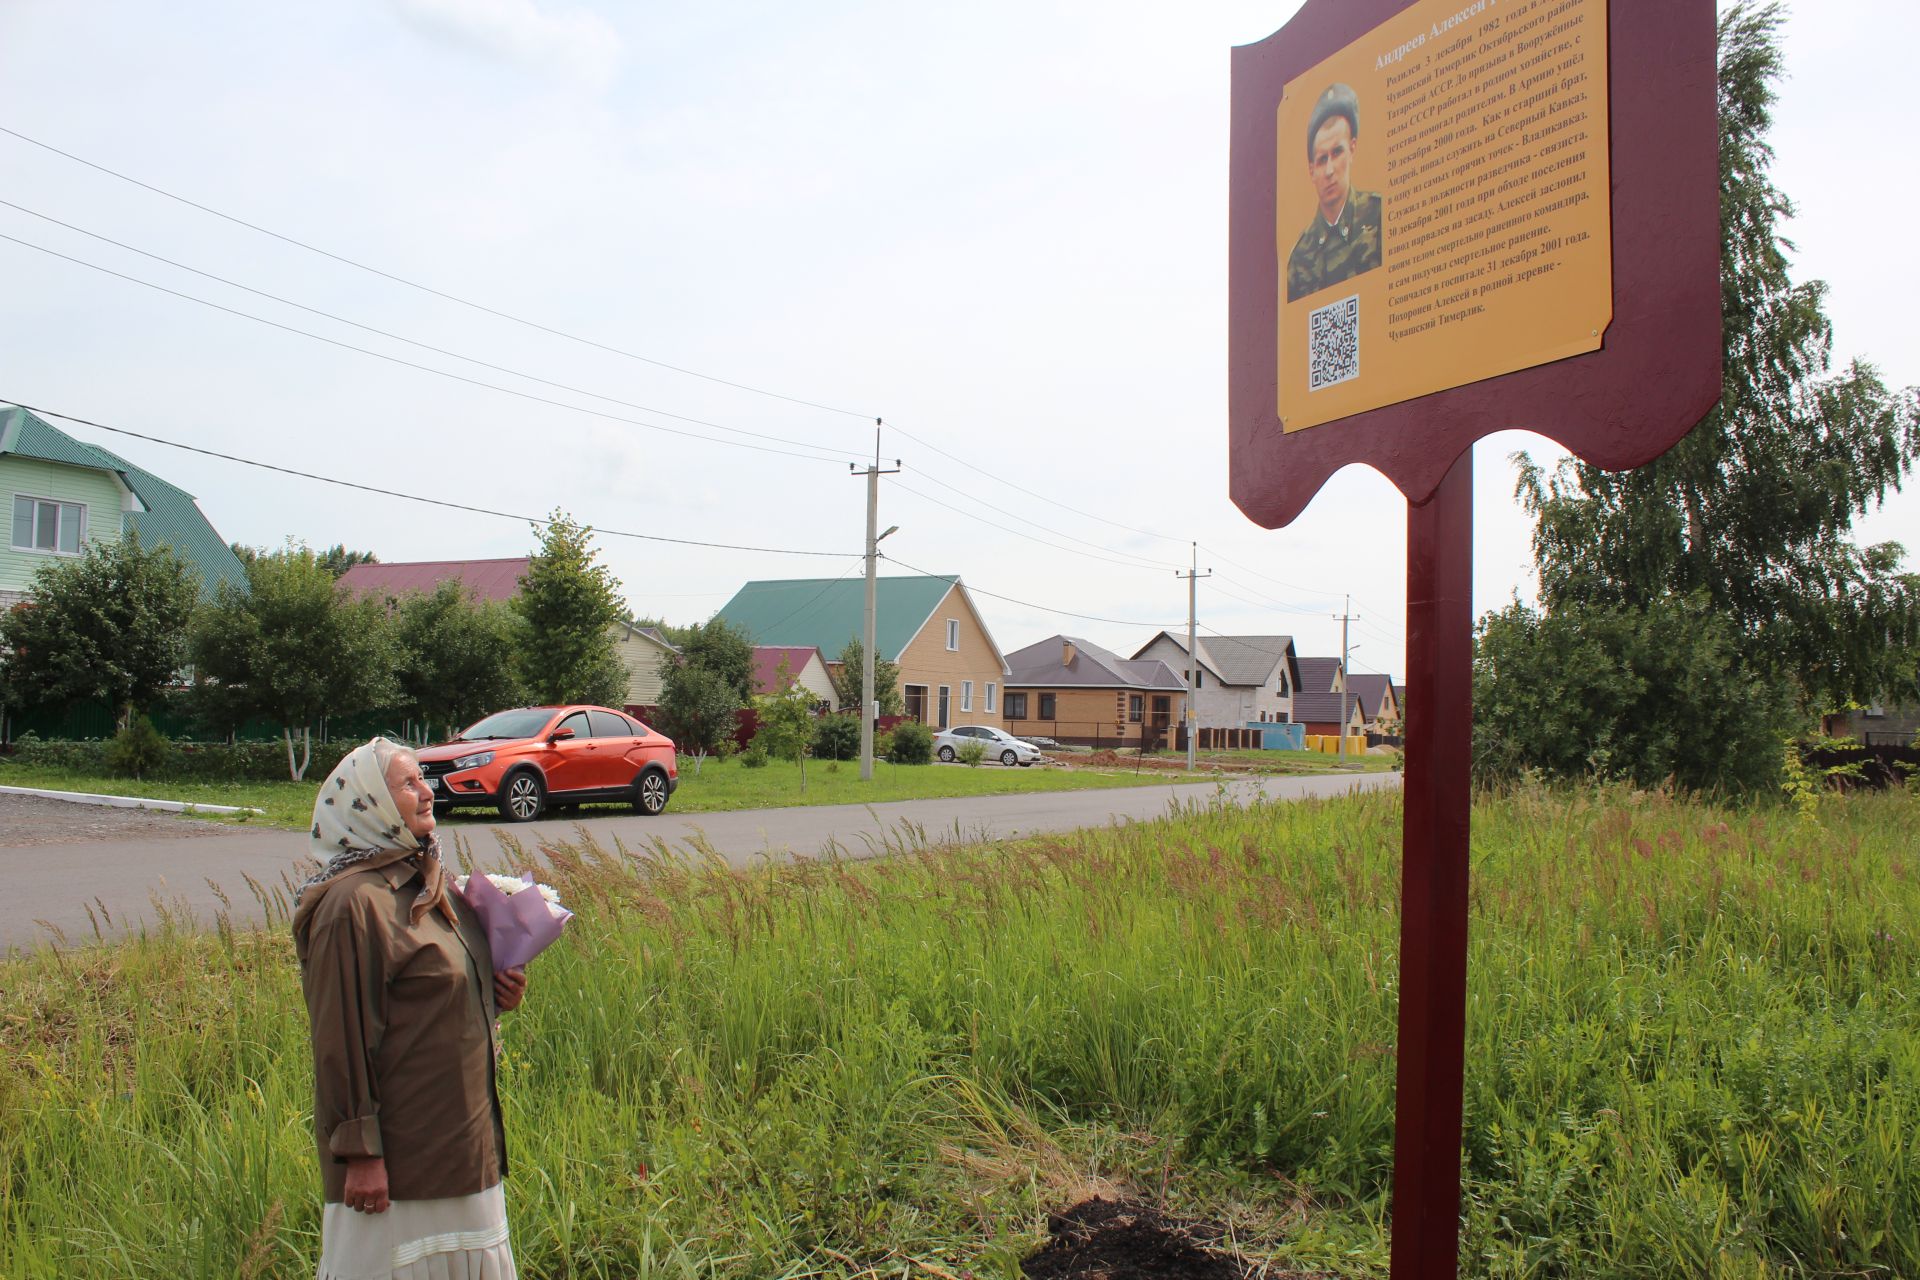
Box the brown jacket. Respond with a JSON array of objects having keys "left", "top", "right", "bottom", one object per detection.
[{"left": 295, "top": 859, "right": 507, "bottom": 1203}]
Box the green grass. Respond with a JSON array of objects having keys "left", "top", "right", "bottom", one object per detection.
[
  {"left": 2, "top": 785, "right": 1916, "bottom": 1277},
  {"left": 0, "top": 756, "right": 1212, "bottom": 832}
]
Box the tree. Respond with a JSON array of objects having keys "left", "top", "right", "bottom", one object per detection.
[
  {"left": 1473, "top": 595, "right": 1792, "bottom": 793},
  {"left": 829, "top": 636, "right": 903, "bottom": 716},
  {"left": 513, "top": 511, "right": 627, "bottom": 707},
  {"left": 393, "top": 582, "right": 526, "bottom": 740},
  {"left": 190, "top": 545, "right": 398, "bottom": 780},
  {"left": 0, "top": 532, "right": 199, "bottom": 726},
  {"left": 655, "top": 664, "right": 741, "bottom": 763},
  {"left": 317, "top": 545, "right": 379, "bottom": 578},
  {"left": 751, "top": 659, "right": 816, "bottom": 761},
  {"left": 1512, "top": 3, "right": 1920, "bottom": 716},
  {"left": 676, "top": 618, "right": 755, "bottom": 701}
]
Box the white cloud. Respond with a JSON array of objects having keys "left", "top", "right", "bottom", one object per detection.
[{"left": 387, "top": 0, "right": 622, "bottom": 91}]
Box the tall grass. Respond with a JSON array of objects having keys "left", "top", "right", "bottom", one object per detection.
[{"left": 1, "top": 785, "right": 1914, "bottom": 1277}]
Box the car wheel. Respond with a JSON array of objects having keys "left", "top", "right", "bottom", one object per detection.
[
  {"left": 498, "top": 771, "right": 545, "bottom": 823},
  {"left": 1001, "top": 749, "right": 1018, "bottom": 766},
  {"left": 635, "top": 770, "right": 670, "bottom": 816},
  {"left": 937, "top": 745, "right": 956, "bottom": 763}
]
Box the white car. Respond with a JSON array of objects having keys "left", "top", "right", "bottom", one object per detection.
[{"left": 933, "top": 724, "right": 1045, "bottom": 766}]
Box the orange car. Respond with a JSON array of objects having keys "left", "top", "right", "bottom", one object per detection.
[{"left": 416, "top": 705, "right": 678, "bottom": 823}]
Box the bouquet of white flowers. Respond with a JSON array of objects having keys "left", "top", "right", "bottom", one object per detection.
[{"left": 456, "top": 872, "right": 572, "bottom": 970}]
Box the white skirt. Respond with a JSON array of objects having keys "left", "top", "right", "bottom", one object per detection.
[{"left": 317, "top": 1182, "right": 516, "bottom": 1280}]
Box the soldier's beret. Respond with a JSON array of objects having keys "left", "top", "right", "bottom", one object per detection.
[{"left": 1307, "top": 83, "right": 1361, "bottom": 156}]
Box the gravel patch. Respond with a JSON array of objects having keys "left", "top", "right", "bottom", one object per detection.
[{"left": 0, "top": 793, "right": 245, "bottom": 848}]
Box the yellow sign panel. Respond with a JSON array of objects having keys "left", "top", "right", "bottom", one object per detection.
[{"left": 1276, "top": 0, "right": 1612, "bottom": 431}]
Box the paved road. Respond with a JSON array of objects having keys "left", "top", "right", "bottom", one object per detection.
[{"left": 0, "top": 771, "right": 1398, "bottom": 953}]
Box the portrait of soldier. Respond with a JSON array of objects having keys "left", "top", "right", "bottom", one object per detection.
[{"left": 1286, "top": 82, "right": 1384, "bottom": 302}]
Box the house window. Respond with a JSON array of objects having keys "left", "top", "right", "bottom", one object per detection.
[
  {"left": 946, "top": 619, "right": 959, "bottom": 651},
  {"left": 1195, "top": 669, "right": 1203, "bottom": 689},
  {"left": 1128, "top": 694, "right": 1143, "bottom": 723},
  {"left": 962, "top": 681, "right": 974, "bottom": 712},
  {"left": 10, "top": 496, "right": 85, "bottom": 555},
  {"left": 1038, "top": 693, "right": 1056, "bottom": 720},
  {"left": 985, "top": 682, "right": 996, "bottom": 712},
  {"left": 1004, "top": 692, "right": 1028, "bottom": 720}
]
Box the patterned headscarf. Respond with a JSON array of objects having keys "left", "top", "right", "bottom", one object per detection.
[{"left": 292, "top": 737, "right": 454, "bottom": 940}]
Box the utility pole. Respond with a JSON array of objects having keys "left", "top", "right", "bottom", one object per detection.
[
  {"left": 1175, "top": 543, "right": 1211, "bottom": 771},
  {"left": 1335, "top": 595, "right": 1359, "bottom": 765},
  {"left": 852, "top": 421, "right": 901, "bottom": 782}
]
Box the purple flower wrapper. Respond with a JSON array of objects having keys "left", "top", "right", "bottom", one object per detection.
[{"left": 461, "top": 872, "right": 572, "bottom": 971}]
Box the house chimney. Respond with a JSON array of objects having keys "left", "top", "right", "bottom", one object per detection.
[{"left": 1062, "top": 639, "right": 1076, "bottom": 667}]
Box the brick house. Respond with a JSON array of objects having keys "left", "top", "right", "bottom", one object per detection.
[{"left": 1002, "top": 635, "right": 1188, "bottom": 748}]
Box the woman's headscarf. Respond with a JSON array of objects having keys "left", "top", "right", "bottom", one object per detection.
[{"left": 292, "top": 737, "right": 454, "bottom": 943}]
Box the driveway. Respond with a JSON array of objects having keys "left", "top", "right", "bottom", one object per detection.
[{"left": 0, "top": 771, "right": 1399, "bottom": 953}]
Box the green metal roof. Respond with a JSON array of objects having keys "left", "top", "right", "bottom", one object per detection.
[
  {"left": 1, "top": 406, "right": 249, "bottom": 602},
  {"left": 1, "top": 405, "right": 118, "bottom": 470},
  {"left": 715, "top": 574, "right": 960, "bottom": 661}
]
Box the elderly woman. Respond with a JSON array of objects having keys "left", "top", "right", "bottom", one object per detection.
[{"left": 292, "top": 737, "right": 529, "bottom": 1280}]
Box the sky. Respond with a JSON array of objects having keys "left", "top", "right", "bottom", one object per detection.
[{"left": 1, "top": 0, "right": 1913, "bottom": 686}]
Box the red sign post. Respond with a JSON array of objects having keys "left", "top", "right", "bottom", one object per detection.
[{"left": 1230, "top": 1, "right": 1720, "bottom": 1274}]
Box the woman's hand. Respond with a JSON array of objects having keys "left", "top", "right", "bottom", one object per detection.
[
  {"left": 343, "top": 1157, "right": 390, "bottom": 1214},
  {"left": 495, "top": 966, "right": 527, "bottom": 1012}
]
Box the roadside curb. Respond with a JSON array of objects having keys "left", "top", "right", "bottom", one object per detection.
[{"left": 0, "top": 784, "right": 265, "bottom": 817}]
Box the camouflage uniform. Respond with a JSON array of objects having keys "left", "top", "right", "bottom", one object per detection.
[{"left": 1286, "top": 190, "right": 1384, "bottom": 302}]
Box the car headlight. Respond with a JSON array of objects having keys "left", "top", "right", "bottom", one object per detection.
[{"left": 451, "top": 750, "right": 495, "bottom": 771}]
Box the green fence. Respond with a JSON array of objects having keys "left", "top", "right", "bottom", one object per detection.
[{"left": 0, "top": 699, "right": 436, "bottom": 747}]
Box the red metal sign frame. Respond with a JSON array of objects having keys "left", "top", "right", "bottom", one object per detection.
[
  {"left": 1229, "top": 3, "right": 1721, "bottom": 1277},
  {"left": 1230, "top": 0, "right": 1721, "bottom": 524}
]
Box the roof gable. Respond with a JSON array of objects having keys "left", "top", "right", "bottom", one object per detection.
[
  {"left": 716, "top": 574, "right": 960, "bottom": 661},
  {"left": 1295, "top": 657, "right": 1344, "bottom": 695},
  {"left": 1194, "top": 634, "right": 1296, "bottom": 688},
  {"left": 751, "top": 645, "right": 824, "bottom": 694},
  {"left": 1132, "top": 631, "right": 1228, "bottom": 683},
  {"left": 1347, "top": 673, "right": 1396, "bottom": 717}
]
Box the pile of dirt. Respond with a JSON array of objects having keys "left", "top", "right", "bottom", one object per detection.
[{"left": 1021, "top": 1198, "right": 1247, "bottom": 1279}]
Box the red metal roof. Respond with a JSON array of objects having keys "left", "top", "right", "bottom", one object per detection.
[
  {"left": 336, "top": 558, "right": 531, "bottom": 604},
  {"left": 751, "top": 646, "right": 822, "bottom": 694}
]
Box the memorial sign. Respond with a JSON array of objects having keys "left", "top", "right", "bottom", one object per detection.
[
  {"left": 1276, "top": 0, "right": 1613, "bottom": 432},
  {"left": 1229, "top": 2, "right": 1720, "bottom": 1276}
]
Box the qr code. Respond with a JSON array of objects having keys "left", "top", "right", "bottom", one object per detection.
[{"left": 1308, "top": 294, "right": 1360, "bottom": 391}]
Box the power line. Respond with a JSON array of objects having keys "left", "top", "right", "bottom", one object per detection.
[
  {"left": 878, "top": 553, "right": 1179, "bottom": 630},
  {"left": 2, "top": 127, "right": 1209, "bottom": 559},
  {"left": 891, "top": 480, "right": 1178, "bottom": 573},
  {"left": 0, "top": 124, "right": 875, "bottom": 422},
  {"left": 900, "top": 466, "right": 1183, "bottom": 570},
  {"left": 0, "top": 232, "right": 857, "bottom": 466},
  {"left": 6, "top": 400, "right": 857, "bottom": 558},
  {"left": 886, "top": 420, "right": 1188, "bottom": 548},
  {"left": 0, "top": 199, "right": 870, "bottom": 461}
]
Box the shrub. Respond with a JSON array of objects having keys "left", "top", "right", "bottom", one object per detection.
[
  {"left": 887, "top": 721, "right": 933, "bottom": 765},
  {"left": 1, "top": 736, "right": 354, "bottom": 783},
  {"left": 956, "top": 740, "right": 987, "bottom": 767},
  {"left": 104, "top": 716, "right": 174, "bottom": 781},
  {"left": 739, "top": 745, "right": 770, "bottom": 769},
  {"left": 811, "top": 715, "right": 862, "bottom": 762},
  {"left": 873, "top": 730, "right": 895, "bottom": 762}
]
